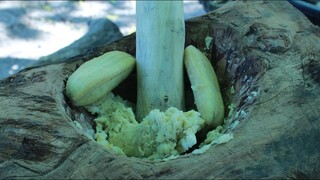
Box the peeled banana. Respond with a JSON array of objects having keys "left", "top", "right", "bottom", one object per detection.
[
  {"left": 66, "top": 51, "right": 136, "bottom": 106},
  {"left": 184, "top": 45, "right": 224, "bottom": 127}
]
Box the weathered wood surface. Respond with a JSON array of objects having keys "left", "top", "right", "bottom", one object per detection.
[{"left": 1, "top": 1, "right": 320, "bottom": 179}]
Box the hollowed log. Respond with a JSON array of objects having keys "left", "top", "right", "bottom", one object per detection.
[{"left": 1, "top": 1, "right": 319, "bottom": 179}]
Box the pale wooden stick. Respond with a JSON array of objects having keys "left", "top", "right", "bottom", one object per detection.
[{"left": 136, "top": 1, "right": 185, "bottom": 121}]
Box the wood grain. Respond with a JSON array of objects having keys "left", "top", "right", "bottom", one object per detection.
[{"left": 0, "top": 1, "right": 319, "bottom": 179}]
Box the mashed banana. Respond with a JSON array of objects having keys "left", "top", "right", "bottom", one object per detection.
[{"left": 86, "top": 93, "right": 205, "bottom": 160}]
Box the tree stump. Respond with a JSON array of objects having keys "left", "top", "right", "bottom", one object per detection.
[{"left": 1, "top": 1, "right": 319, "bottom": 179}]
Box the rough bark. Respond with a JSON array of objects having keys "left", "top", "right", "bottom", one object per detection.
[{"left": 1, "top": 1, "right": 319, "bottom": 179}]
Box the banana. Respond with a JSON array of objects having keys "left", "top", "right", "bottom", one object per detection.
[
  {"left": 66, "top": 51, "right": 136, "bottom": 106},
  {"left": 184, "top": 45, "right": 224, "bottom": 128}
]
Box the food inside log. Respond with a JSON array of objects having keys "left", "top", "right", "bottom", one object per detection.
[
  {"left": 0, "top": 1, "right": 319, "bottom": 179},
  {"left": 65, "top": 46, "right": 225, "bottom": 160}
]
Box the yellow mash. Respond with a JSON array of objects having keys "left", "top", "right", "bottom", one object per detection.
[{"left": 86, "top": 93, "right": 205, "bottom": 160}]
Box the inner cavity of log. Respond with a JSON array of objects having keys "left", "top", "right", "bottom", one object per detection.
[{"left": 63, "top": 39, "right": 268, "bottom": 159}]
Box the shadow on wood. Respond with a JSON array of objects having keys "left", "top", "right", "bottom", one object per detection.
[{"left": 1, "top": 1, "right": 319, "bottom": 179}]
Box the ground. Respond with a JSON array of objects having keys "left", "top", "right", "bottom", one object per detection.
[{"left": 0, "top": 1, "right": 205, "bottom": 79}]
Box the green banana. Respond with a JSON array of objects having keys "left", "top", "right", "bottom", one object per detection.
[
  {"left": 184, "top": 45, "right": 224, "bottom": 127},
  {"left": 66, "top": 51, "right": 135, "bottom": 106}
]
